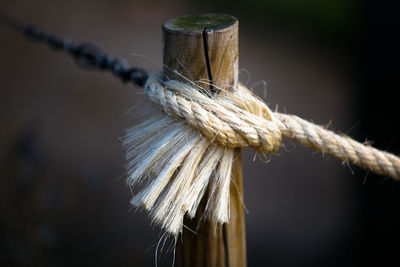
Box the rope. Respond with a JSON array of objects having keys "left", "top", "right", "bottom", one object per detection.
[
  {"left": 2, "top": 14, "right": 399, "bottom": 180},
  {"left": 3, "top": 14, "right": 400, "bottom": 235},
  {"left": 144, "top": 74, "right": 400, "bottom": 180}
]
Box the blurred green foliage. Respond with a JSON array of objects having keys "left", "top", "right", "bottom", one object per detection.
[{"left": 197, "top": 0, "right": 359, "bottom": 41}]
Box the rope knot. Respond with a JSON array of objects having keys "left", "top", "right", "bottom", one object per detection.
[
  {"left": 144, "top": 74, "right": 282, "bottom": 154},
  {"left": 127, "top": 73, "right": 400, "bottom": 235}
]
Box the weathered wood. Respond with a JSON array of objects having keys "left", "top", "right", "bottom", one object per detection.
[
  {"left": 162, "top": 14, "right": 246, "bottom": 267},
  {"left": 163, "top": 13, "right": 238, "bottom": 91}
]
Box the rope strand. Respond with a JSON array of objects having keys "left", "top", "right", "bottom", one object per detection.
[
  {"left": 144, "top": 74, "right": 400, "bottom": 181},
  {"left": 125, "top": 74, "right": 400, "bottom": 235},
  {"left": 275, "top": 113, "right": 400, "bottom": 179},
  {"left": 2, "top": 14, "right": 400, "bottom": 235}
]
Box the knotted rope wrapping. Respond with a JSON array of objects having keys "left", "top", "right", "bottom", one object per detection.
[{"left": 123, "top": 73, "right": 400, "bottom": 235}]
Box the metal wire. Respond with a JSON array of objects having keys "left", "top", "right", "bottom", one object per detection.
[{"left": 0, "top": 13, "right": 149, "bottom": 87}]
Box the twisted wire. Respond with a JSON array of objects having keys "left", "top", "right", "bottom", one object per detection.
[
  {"left": 0, "top": 13, "right": 148, "bottom": 87},
  {"left": 2, "top": 14, "right": 399, "bottom": 180}
]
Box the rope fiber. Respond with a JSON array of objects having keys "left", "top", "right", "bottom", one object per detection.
[
  {"left": 3, "top": 14, "right": 400, "bottom": 235},
  {"left": 123, "top": 74, "right": 400, "bottom": 235},
  {"left": 145, "top": 74, "right": 400, "bottom": 180}
]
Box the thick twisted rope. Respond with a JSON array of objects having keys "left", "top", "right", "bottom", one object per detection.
[
  {"left": 145, "top": 75, "right": 282, "bottom": 154},
  {"left": 144, "top": 74, "right": 400, "bottom": 181},
  {"left": 275, "top": 114, "right": 400, "bottom": 179},
  {"left": 2, "top": 14, "right": 398, "bottom": 181},
  {"left": 4, "top": 14, "right": 399, "bottom": 236},
  {"left": 128, "top": 73, "right": 400, "bottom": 235}
]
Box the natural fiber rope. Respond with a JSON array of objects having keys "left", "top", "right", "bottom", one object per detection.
[
  {"left": 145, "top": 74, "right": 400, "bottom": 180},
  {"left": 4, "top": 15, "right": 398, "bottom": 236}
]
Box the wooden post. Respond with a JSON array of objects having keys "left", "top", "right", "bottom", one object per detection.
[{"left": 162, "top": 14, "right": 246, "bottom": 267}]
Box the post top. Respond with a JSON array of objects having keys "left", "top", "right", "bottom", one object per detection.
[{"left": 163, "top": 13, "right": 237, "bottom": 33}]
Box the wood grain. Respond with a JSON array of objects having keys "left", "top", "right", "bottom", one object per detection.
[{"left": 162, "top": 14, "right": 246, "bottom": 267}]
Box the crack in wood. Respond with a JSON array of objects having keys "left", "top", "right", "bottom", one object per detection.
[{"left": 202, "top": 27, "right": 215, "bottom": 94}]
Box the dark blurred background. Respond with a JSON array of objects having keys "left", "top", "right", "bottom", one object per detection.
[{"left": 1, "top": 0, "right": 399, "bottom": 266}]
